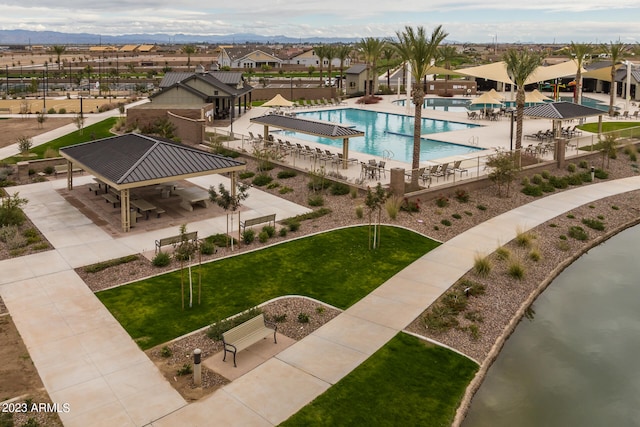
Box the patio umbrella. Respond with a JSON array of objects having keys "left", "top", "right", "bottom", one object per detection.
[
  {"left": 469, "top": 92, "right": 504, "bottom": 112},
  {"left": 262, "top": 94, "right": 294, "bottom": 108},
  {"left": 525, "top": 89, "right": 553, "bottom": 105},
  {"left": 487, "top": 88, "right": 505, "bottom": 101}
]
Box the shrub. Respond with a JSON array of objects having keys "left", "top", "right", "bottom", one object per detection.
[
  {"left": 473, "top": 253, "right": 492, "bottom": 277},
  {"left": 205, "top": 233, "right": 236, "bottom": 247},
  {"left": 454, "top": 189, "right": 470, "bottom": 203},
  {"left": 522, "top": 184, "right": 543, "bottom": 197},
  {"left": 452, "top": 213, "right": 462, "bottom": 220},
  {"left": 152, "top": 251, "right": 171, "bottom": 267},
  {"left": 43, "top": 166, "right": 55, "bottom": 175},
  {"left": 495, "top": 246, "right": 510, "bottom": 260},
  {"left": 239, "top": 171, "right": 255, "bottom": 179},
  {"left": 568, "top": 225, "right": 588, "bottom": 241},
  {"left": 0, "top": 193, "right": 28, "bottom": 226},
  {"left": 177, "top": 364, "right": 192, "bottom": 376},
  {"left": 464, "top": 211, "right": 473, "bottom": 216},
  {"left": 288, "top": 220, "right": 300, "bottom": 232},
  {"left": 350, "top": 188, "right": 358, "bottom": 199},
  {"left": 435, "top": 194, "right": 449, "bottom": 208},
  {"left": 464, "top": 311, "right": 484, "bottom": 323},
  {"left": 44, "top": 148, "right": 58, "bottom": 158},
  {"left": 252, "top": 174, "right": 273, "bottom": 187},
  {"left": 308, "top": 194, "right": 324, "bottom": 206},
  {"left": 262, "top": 225, "right": 276, "bottom": 237},
  {"left": 207, "top": 308, "right": 263, "bottom": 340},
  {"left": 400, "top": 199, "right": 420, "bottom": 212},
  {"left": 557, "top": 241, "right": 570, "bottom": 251},
  {"left": 84, "top": 254, "right": 139, "bottom": 273},
  {"left": 278, "top": 186, "right": 294, "bottom": 195},
  {"left": 549, "top": 175, "right": 569, "bottom": 189},
  {"left": 579, "top": 160, "right": 589, "bottom": 169},
  {"left": 355, "top": 205, "right": 364, "bottom": 219},
  {"left": 273, "top": 313, "right": 287, "bottom": 322},
  {"left": 330, "top": 182, "right": 350, "bottom": 196},
  {"left": 458, "top": 279, "right": 486, "bottom": 297},
  {"left": 442, "top": 292, "right": 468, "bottom": 313},
  {"left": 160, "top": 346, "right": 172, "bottom": 358},
  {"left": 423, "top": 305, "right": 459, "bottom": 332},
  {"left": 567, "top": 214, "right": 575, "bottom": 219},
  {"left": 515, "top": 228, "right": 534, "bottom": 248},
  {"left": 258, "top": 230, "right": 269, "bottom": 243},
  {"left": 297, "top": 312, "right": 310, "bottom": 323},
  {"left": 541, "top": 170, "right": 551, "bottom": 179},
  {"left": 531, "top": 174, "right": 544, "bottom": 185},
  {"left": 611, "top": 205, "right": 619, "bottom": 210},
  {"left": 277, "top": 170, "right": 297, "bottom": 179},
  {"left": 507, "top": 259, "right": 525, "bottom": 280},
  {"left": 582, "top": 218, "right": 605, "bottom": 231},
  {"left": 559, "top": 235, "right": 567, "bottom": 240},
  {"left": 468, "top": 324, "right": 480, "bottom": 341},
  {"left": 521, "top": 176, "right": 530, "bottom": 186},
  {"left": 278, "top": 227, "right": 288, "bottom": 237},
  {"left": 529, "top": 247, "right": 542, "bottom": 262},
  {"left": 567, "top": 163, "right": 577, "bottom": 173},
  {"left": 47, "top": 107, "right": 56, "bottom": 114},
  {"left": 307, "top": 175, "right": 331, "bottom": 191},
  {"left": 242, "top": 229, "right": 255, "bottom": 244},
  {"left": 266, "top": 182, "right": 280, "bottom": 189},
  {"left": 385, "top": 196, "right": 403, "bottom": 220},
  {"left": 200, "top": 240, "right": 217, "bottom": 255},
  {"left": 476, "top": 204, "right": 487, "bottom": 211},
  {"left": 315, "top": 306, "right": 325, "bottom": 314},
  {"left": 540, "top": 181, "right": 556, "bottom": 192},
  {"left": 566, "top": 174, "right": 584, "bottom": 186},
  {"left": 58, "top": 107, "right": 66, "bottom": 114},
  {"left": 0, "top": 225, "right": 26, "bottom": 249},
  {"left": 549, "top": 223, "right": 557, "bottom": 228},
  {"left": 594, "top": 169, "right": 608, "bottom": 179},
  {"left": 440, "top": 219, "right": 451, "bottom": 226}
]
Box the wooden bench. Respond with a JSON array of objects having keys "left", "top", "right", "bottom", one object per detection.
[
  {"left": 240, "top": 213, "right": 276, "bottom": 232},
  {"left": 222, "top": 314, "right": 277, "bottom": 367},
  {"left": 88, "top": 184, "right": 100, "bottom": 196},
  {"left": 155, "top": 230, "right": 198, "bottom": 254},
  {"left": 54, "top": 164, "right": 83, "bottom": 176},
  {"left": 154, "top": 208, "right": 166, "bottom": 218}
]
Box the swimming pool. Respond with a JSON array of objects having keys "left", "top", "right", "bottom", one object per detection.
[{"left": 277, "top": 108, "right": 482, "bottom": 163}]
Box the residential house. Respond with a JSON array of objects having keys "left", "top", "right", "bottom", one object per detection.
[
  {"left": 345, "top": 63, "right": 368, "bottom": 96},
  {"left": 218, "top": 47, "right": 281, "bottom": 70}
]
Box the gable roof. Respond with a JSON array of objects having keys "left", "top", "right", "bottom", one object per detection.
[
  {"left": 60, "top": 133, "right": 245, "bottom": 189},
  {"left": 250, "top": 115, "right": 365, "bottom": 139},
  {"left": 346, "top": 64, "right": 367, "bottom": 75}
]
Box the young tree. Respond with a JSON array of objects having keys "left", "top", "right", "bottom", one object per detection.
[
  {"left": 437, "top": 45, "right": 463, "bottom": 96},
  {"left": 392, "top": 25, "right": 448, "bottom": 188},
  {"left": 36, "top": 110, "right": 47, "bottom": 128},
  {"left": 486, "top": 150, "right": 520, "bottom": 197},
  {"left": 364, "top": 183, "right": 387, "bottom": 249},
  {"left": 503, "top": 49, "right": 543, "bottom": 165},
  {"left": 209, "top": 182, "right": 249, "bottom": 251},
  {"left": 313, "top": 45, "right": 329, "bottom": 84},
  {"left": 73, "top": 113, "right": 85, "bottom": 135},
  {"left": 182, "top": 45, "right": 196, "bottom": 71},
  {"left": 599, "top": 133, "right": 619, "bottom": 169},
  {"left": 16, "top": 136, "right": 32, "bottom": 156},
  {"left": 358, "top": 37, "right": 386, "bottom": 96},
  {"left": 335, "top": 44, "right": 352, "bottom": 94},
  {"left": 565, "top": 42, "right": 592, "bottom": 104},
  {"left": 51, "top": 45, "right": 66, "bottom": 70},
  {"left": 173, "top": 224, "right": 199, "bottom": 310}
]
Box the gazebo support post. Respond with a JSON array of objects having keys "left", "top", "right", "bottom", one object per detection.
[
  {"left": 120, "top": 189, "right": 130, "bottom": 232},
  {"left": 342, "top": 138, "right": 349, "bottom": 169},
  {"left": 263, "top": 124, "right": 269, "bottom": 142},
  {"left": 598, "top": 115, "right": 603, "bottom": 135},
  {"left": 66, "top": 160, "right": 73, "bottom": 190}
]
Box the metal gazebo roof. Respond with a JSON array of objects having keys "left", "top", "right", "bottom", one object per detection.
[
  {"left": 522, "top": 101, "right": 604, "bottom": 120},
  {"left": 250, "top": 114, "right": 364, "bottom": 139}
]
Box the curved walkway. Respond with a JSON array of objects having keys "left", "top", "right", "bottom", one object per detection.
[{"left": 1, "top": 176, "right": 639, "bottom": 426}]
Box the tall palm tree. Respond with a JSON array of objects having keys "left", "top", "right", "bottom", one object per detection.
[
  {"left": 358, "top": 37, "right": 386, "bottom": 96},
  {"left": 392, "top": 25, "right": 448, "bottom": 188},
  {"left": 313, "top": 45, "right": 329, "bottom": 84},
  {"left": 503, "top": 49, "right": 543, "bottom": 163},
  {"left": 565, "top": 42, "right": 592, "bottom": 104},
  {"left": 335, "top": 44, "right": 352, "bottom": 93},
  {"left": 381, "top": 45, "right": 397, "bottom": 89},
  {"left": 600, "top": 41, "right": 628, "bottom": 116},
  {"left": 437, "top": 45, "right": 462, "bottom": 96},
  {"left": 325, "top": 45, "right": 336, "bottom": 87},
  {"left": 181, "top": 45, "right": 196, "bottom": 71},
  {"left": 51, "top": 45, "right": 66, "bottom": 71}
]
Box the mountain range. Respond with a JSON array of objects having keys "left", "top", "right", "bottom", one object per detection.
[{"left": 0, "top": 29, "right": 360, "bottom": 45}]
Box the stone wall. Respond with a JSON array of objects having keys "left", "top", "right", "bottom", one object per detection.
[{"left": 167, "top": 111, "right": 205, "bottom": 146}]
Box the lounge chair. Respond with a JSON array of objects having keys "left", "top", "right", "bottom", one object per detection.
[
  {"left": 633, "top": 111, "right": 639, "bottom": 120},
  {"left": 337, "top": 153, "right": 359, "bottom": 166},
  {"left": 452, "top": 160, "right": 469, "bottom": 177}
]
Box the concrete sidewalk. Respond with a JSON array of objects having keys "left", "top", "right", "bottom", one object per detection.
[{"left": 1, "top": 171, "right": 639, "bottom": 425}]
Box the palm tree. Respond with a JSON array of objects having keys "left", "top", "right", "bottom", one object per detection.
[
  {"left": 182, "top": 45, "right": 196, "bottom": 71},
  {"left": 381, "top": 45, "right": 397, "bottom": 89},
  {"left": 503, "top": 49, "right": 543, "bottom": 163},
  {"left": 392, "top": 25, "right": 448, "bottom": 188},
  {"left": 358, "top": 37, "right": 386, "bottom": 96},
  {"left": 437, "top": 45, "right": 462, "bottom": 96},
  {"left": 335, "top": 44, "right": 352, "bottom": 93},
  {"left": 51, "top": 45, "right": 66, "bottom": 71},
  {"left": 313, "top": 45, "right": 329, "bottom": 85},
  {"left": 324, "top": 45, "right": 336, "bottom": 88},
  {"left": 600, "top": 41, "right": 628, "bottom": 116},
  {"left": 565, "top": 42, "right": 592, "bottom": 104}
]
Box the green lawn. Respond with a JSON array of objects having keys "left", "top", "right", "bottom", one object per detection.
[
  {"left": 281, "top": 333, "right": 479, "bottom": 426},
  {"left": 579, "top": 121, "right": 640, "bottom": 133},
  {"left": 97, "top": 226, "right": 439, "bottom": 349},
  {"left": 3, "top": 117, "right": 117, "bottom": 163}
]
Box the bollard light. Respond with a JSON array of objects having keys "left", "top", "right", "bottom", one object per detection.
[
  {"left": 193, "top": 348, "right": 202, "bottom": 386},
  {"left": 591, "top": 166, "right": 595, "bottom": 182}
]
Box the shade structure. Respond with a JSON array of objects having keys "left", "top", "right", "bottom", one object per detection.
[
  {"left": 525, "top": 59, "right": 584, "bottom": 85},
  {"left": 454, "top": 60, "right": 584, "bottom": 86},
  {"left": 487, "top": 88, "right": 505, "bottom": 101},
  {"left": 525, "top": 89, "right": 553, "bottom": 105},
  {"left": 456, "top": 61, "right": 513, "bottom": 84},
  {"left": 262, "top": 94, "right": 294, "bottom": 107},
  {"left": 582, "top": 64, "right": 622, "bottom": 82},
  {"left": 469, "top": 92, "right": 504, "bottom": 110}
]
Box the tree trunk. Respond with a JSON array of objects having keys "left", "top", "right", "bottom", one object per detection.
[
  {"left": 609, "top": 67, "right": 616, "bottom": 116},
  {"left": 410, "top": 87, "right": 424, "bottom": 189}
]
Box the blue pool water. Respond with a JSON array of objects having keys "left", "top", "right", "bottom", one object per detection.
[
  {"left": 559, "top": 96, "right": 610, "bottom": 111},
  {"left": 278, "top": 108, "right": 482, "bottom": 163}
]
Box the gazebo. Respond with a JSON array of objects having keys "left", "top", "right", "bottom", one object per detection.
[
  {"left": 250, "top": 115, "right": 365, "bottom": 169},
  {"left": 59, "top": 133, "right": 246, "bottom": 232}
]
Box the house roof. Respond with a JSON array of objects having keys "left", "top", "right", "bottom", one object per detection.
[
  {"left": 250, "top": 115, "right": 364, "bottom": 139},
  {"left": 158, "top": 72, "right": 252, "bottom": 96},
  {"left": 60, "top": 133, "right": 245, "bottom": 189},
  {"left": 346, "top": 64, "right": 367, "bottom": 75},
  {"left": 522, "top": 101, "right": 604, "bottom": 120}
]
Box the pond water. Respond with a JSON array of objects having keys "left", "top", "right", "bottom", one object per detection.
[{"left": 463, "top": 224, "right": 640, "bottom": 427}]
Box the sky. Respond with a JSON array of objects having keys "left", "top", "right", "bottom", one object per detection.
[{"left": 1, "top": 0, "right": 639, "bottom": 44}]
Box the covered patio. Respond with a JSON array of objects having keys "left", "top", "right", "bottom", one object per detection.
[
  {"left": 249, "top": 114, "right": 365, "bottom": 169},
  {"left": 59, "top": 133, "right": 246, "bottom": 232}
]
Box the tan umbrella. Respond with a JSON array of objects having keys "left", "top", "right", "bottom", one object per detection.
[
  {"left": 487, "top": 88, "right": 505, "bottom": 101},
  {"left": 262, "top": 94, "right": 294, "bottom": 108}
]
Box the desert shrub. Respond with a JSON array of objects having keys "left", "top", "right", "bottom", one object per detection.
[
  {"left": 288, "top": 220, "right": 300, "bottom": 232},
  {"left": 262, "top": 225, "right": 276, "bottom": 237},
  {"left": 47, "top": 107, "right": 56, "bottom": 114},
  {"left": 242, "top": 229, "right": 255, "bottom": 244},
  {"left": 307, "top": 175, "right": 331, "bottom": 191},
  {"left": 277, "top": 170, "right": 297, "bottom": 179},
  {"left": 541, "top": 170, "right": 551, "bottom": 179},
  {"left": 329, "top": 182, "right": 350, "bottom": 196},
  {"left": 350, "top": 188, "right": 358, "bottom": 199},
  {"left": 435, "top": 194, "right": 449, "bottom": 208},
  {"left": 440, "top": 219, "right": 451, "bottom": 226},
  {"left": 531, "top": 174, "right": 544, "bottom": 185},
  {"left": 548, "top": 175, "right": 569, "bottom": 189},
  {"left": 422, "top": 305, "right": 459, "bottom": 332},
  {"left": 566, "top": 174, "right": 584, "bottom": 186},
  {"left": 206, "top": 233, "right": 236, "bottom": 247},
  {"left": 442, "top": 292, "right": 468, "bottom": 313},
  {"left": 568, "top": 225, "right": 588, "bottom": 241},
  {"left": 200, "top": 240, "right": 217, "bottom": 255},
  {"left": 84, "top": 254, "right": 139, "bottom": 273},
  {"left": 308, "top": 194, "right": 324, "bottom": 206},
  {"left": 611, "top": 205, "right": 619, "bottom": 210},
  {"left": 400, "top": 199, "right": 420, "bottom": 212},
  {"left": 458, "top": 279, "right": 486, "bottom": 297},
  {"left": 582, "top": 218, "right": 605, "bottom": 231},
  {"left": 521, "top": 176, "right": 530, "bottom": 186},
  {"left": 567, "top": 163, "right": 577, "bottom": 173},
  {"left": 594, "top": 168, "right": 608, "bottom": 179},
  {"left": 529, "top": 247, "right": 542, "bottom": 262},
  {"left": 473, "top": 253, "right": 492, "bottom": 277},
  {"left": 355, "top": 205, "right": 364, "bottom": 219},
  {"left": 476, "top": 204, "right": 487, "bottom": 211},
  {"left": 507, "top": 259, "right": 526, "bottom": 280},
  {"left": 566, "top": 214, "right": 575, "bottom": 219},
  {"left": 160, "top": 346, "right": 172, "bottom": 358},
  {"left": 239, "top": 171, "right": 255, "bottom": 179},
  {"left": 176, "top": 364, "right": 192, "bottom": 376},
  {"left": 578, "top": 160, "right": 589, "bottom": 169},
  {"left": 44, "top": 148, "right": 59, "bottom": 158},
  {"left": 522, "top": 184, "right": 543, "bottom": 197},
  {"left": 278, "top": 186, "right": 293, "bottom": 194},
  {"left": 452, "top": 213, "right": 462, "bottom": 220},
  {"left": 266, "top": 182, "right": 280, "bottom": 189},
  {"left": 152, "top": 251, "right": 171, "bottom": 267},
  {"left": 0, "top": 193, "right": 27, "bottom": 226},
  {"left": 279, "top": 227, "right": 288, "bottom": 237},
  {"left": 0, "top": 225, "right": 26, "bottom": 249},
  {"left": 464, "top": 211, "right": 473, "bottom": 216},
  {"left": 58, "top": 107, "right": 66, "bottom": 114},
  {"left": 258, "top": 230, "right": 269, "bottom": 243},
  {"left": 43, "top": 166, "right": 55, "bottom": 174},
  {"left": 297, "top": 313, "right": 310, "bottom": 323},
  {"left": 495, "top": 246, "right": 510, "bottom": 260},
  {"left": 273, "top": 313, "right": 287, "bottom": 323},
  {"left": 207, "top": 308, "right": 263, "bottom": 340},
  {"left": 515, "top": 229, "right": 535, "bottom": 248},
  {"left": 540, "top": 181, "right": 556, "bottom": 192},
  {"left": 464, "top": 311, "right": 484, "bottom": 323},
  {"left": 454, "top": 189, "right": 470, "bottom": 203},
  {"left": 252, "top": 174, "right": 273, "bottom": 187},
  {"left": 385, "top": 196, "right": 403, "bottom": 220}
]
